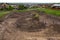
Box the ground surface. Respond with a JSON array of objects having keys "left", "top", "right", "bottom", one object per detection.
[{"left": 0, "top": 10, "right": 60, "bottom": 40}]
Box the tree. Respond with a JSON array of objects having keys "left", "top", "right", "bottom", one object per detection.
[
  {"left": 18, "top": 4, "right": 28, "bottom": 10},
  {"left": 7, "top": 5, "right": 14, "bottom": 10}
]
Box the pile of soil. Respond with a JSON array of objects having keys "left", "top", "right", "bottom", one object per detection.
[
  {"left": 3, "top": 10, "right": 46, "bottom": 32},
  {"left": 0, "top": 10, "right": 60, "bottom": 40},
  {"left": 6, "top": 10, "right": 60, "bottom": 33},
  {"left": 2, "top": 10, "right": 60, "bottom": 33},
  {"left": 15, "top": 12, "right": 46, "bottom": 32}
]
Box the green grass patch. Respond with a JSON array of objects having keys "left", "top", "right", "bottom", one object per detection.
[
  {"left": 0, "top": 7, "right": 59, "bottom": 18},
  {"left": 14, "top": 8, "right": 38, "bottom": 12},
  {"left": 0, "top": 11, "right": 10, "bottom": 18},
  {"left": 13, "top": 8, "right": 60, "bottom": 16},
  {"left": 37, "top": 8, "right": 60, "bottom": 16}
]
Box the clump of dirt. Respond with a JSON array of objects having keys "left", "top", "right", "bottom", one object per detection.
[
  {"left": 6, "top": 12, "right": 22, "bottom": 18},
  {"left": 16, "top": 16, "right": 46, "bottom": 32},
  {"left": 15, "top": 10, "right": 46, "bottom": 32},
  {"left": 0, "top": 15, "right": 7, "bottom": 23},
  {"left": 52, "top": 24, "right": 60, "bottom": 33}
]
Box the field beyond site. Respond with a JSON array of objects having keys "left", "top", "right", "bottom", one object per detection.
[{"left": 0, "top": 8, "right": 60, "bottom": 18}]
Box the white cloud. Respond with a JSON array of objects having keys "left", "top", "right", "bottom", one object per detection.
[{"left": 0, "top": 0, "right": 60, "bottom": 3}]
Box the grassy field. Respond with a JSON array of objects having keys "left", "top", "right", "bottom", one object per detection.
[
  {"left": 16, "top": 8, "right": 60, "bottom": 16},
  {"left": 0, "top": 11, "right": 10, "bottom": 18},
  {"left": 0, "top": 8, "right": 60, "bottom": 18},
  {"left": 37, "top": 8, "right": 60, "bottom": 16}
]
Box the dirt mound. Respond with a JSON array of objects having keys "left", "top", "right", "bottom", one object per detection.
[
  {"left": 4, "top": 10, "right": 46, "bottom": 32},
  {"left": 16, "top": 14, "right": 46, "bottom": 32},
  {"left": 0, "top": 10, "right": 60, "bottom": 40},
  {"left": 4, "top": 10, "right": 60, "bottom": 33}
]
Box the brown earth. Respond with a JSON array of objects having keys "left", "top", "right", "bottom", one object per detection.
[{"left": 0, "top": 10, "right": 60, "bottom": 40}]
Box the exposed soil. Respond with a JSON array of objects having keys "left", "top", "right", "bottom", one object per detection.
[{"left": 0, "top": 10, "right": 60, "bottom": 40}]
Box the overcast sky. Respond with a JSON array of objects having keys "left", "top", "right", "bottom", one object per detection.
[{"left": 0, "top": 0, "right": 60, "bottom": 3}]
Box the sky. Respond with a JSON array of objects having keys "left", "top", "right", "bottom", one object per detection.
[{"left": 0, "top": 0, "right": 60, "bottom": 3}]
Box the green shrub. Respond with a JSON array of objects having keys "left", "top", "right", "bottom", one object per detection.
[
  {"left": 0, "top": 8, "right": 3, "bottom": 10},
  {"left": 7, "top": 5, "right": 14, "bottom": 10},
  {"left": 0, "top": 5, "right": 14, "bottom": 11},
  {"left": 32, "top": 12, "right": 39, "bottom": 21},
  {"left": 18, "top": 4, "right": 28, "bottom": 10}
]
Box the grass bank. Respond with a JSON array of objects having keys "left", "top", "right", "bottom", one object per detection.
[
  {"left": 37, "top": 8, "right": 60, "bottom": 16},
  {"left": 0, "top": 11, "right": 10, "bottom": 18},
  {"left": 0, "top": 8, "right": 60, "bottom": 18},
  {"left": 15, "top": 8, "right": 60, "bottom": 16}
]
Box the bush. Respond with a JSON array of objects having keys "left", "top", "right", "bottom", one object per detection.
[
  {"left": 7, "top": 5, "right": 14, "bottom": 10},
  {"left": 32, "top": 12, "right": 39, "bottom": 21},
  {"left": 0, "top": 8, "right": 3, "bottom": 10},
  {"left": 0, "top": 5, "right": 14, "bottom": 11},
  {"left": 18, "top": 4, "right": 28, "bottom": 10}
]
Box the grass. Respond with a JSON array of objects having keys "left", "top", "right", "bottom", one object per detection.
[
  {"left": 16, "top": 8, "right": 60, "bottom": 16},
  {"left": 36, "top": 8, "right": 60, "bottom": 16},
  {"left": 0, "top": 7, "right": 60, "bottom": 19},
  {"left": 15, "top": 8, "right": 37, "bottom": 12},
  {"left": 13, "top": 8, "right": 60, "bottom": 17},
  {"left": 0, "top": 11, "right": 10, "bottom": 18}
]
